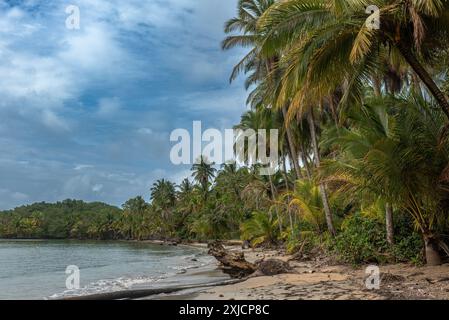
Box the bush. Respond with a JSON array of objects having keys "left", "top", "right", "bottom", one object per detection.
[
  {"left": 330, "top": 213, "right": 389, "bottom": 264},
  {"left": 392, "top": 214, "right": 424, "bottom": 264},
  {"left": 328, "top": 213, "right": 424, "bottom": 265}
]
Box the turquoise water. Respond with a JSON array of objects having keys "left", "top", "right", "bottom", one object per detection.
[{"left": 0, "top": 240, "right": 217, "bottom": 300}]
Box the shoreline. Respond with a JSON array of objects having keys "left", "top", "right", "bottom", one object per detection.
[
  {"left": 53, "top": 240, "right": 233, "bottom": 300},
  {"left": 6, "top": 239, "right": 449, "bottom": 300},
  {"left": 150, "top": 246, "right": 449, "bottom": 300}
]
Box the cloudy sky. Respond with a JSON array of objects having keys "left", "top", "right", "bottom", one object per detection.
[{"left": 0, "top": 0, "right": 248, "bottom": 209}]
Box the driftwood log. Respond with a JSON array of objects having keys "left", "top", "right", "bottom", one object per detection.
[
  {"left": 208, "top": 241, "right": 292, "bottom": 278},
  {"left": 208, "top": 241, "right": 257, "bottom": 278}
]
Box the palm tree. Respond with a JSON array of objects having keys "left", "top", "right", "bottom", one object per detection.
[
  {"left": 258, "top": 0, "right": 449, "bottom": 118},
  {"left": 241, "top": 211, "right": 279, "bottom": 246},
  {"left": 285, "top": 180, "right": 327, "bottom": 234},
  {"left": 174, "top": 179, "right": 197, "bottom": 234},
  {"left": 150, "top": 179, "right": 176, "bottom": 222},
  {"left": 178, "top": 178, "right": 194, "bottom": 196},
  {"left": 306, "top": 106, "right": 337, "bottom": 236},
  {"left": 321, "top": 95, "right": 449, "bottom": 265},
  {"left": 120, "top": 196, "right": 150, "bottom": 240},
  {"left": 223, "top": 0, "right": 303, "bottom": 179},
  {"left": 191, "top": 156, "right": 217, "bottom": 197}
]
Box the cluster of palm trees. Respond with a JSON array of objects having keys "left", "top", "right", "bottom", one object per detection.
[
  {"left": 219, "top": 0, "right": 449, "bottom": 265},
  {"left": 108, "top": 0, "right": 449, "bottom": 266},
  {"left": 142, "top": 157, "right": 285, "bottom": 241}
]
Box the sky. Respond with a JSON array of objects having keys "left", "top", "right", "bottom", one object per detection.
[{"left": 0, "top": 0, "right": 249, "bottom": 209}]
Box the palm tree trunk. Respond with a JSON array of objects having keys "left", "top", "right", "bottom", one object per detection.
[
  {"left": 282, "top": 156, "right": 295, "bottom": 238},
  {"left": 268, "top": 174, "right": 282, "bottom": 234},
  {"left": 282, "top": 105, "right": 302, "bottom": 180},
  {"left": 328, "top": 95, "right": 338, "bottom": 125},
  {"left": 299, "top": 141, "right": 313, "bottom": 180},
  {"left": 373, "top": 76, "right": 382, "bottom": 97},
  {"left": 411, "top": 72, "right": 423, "bottom": 99},
  {"left": 385, "top": 203, "right": 394, "bottom": 245},
  {"left": 307, "top": 110, "right": 336, "bottom": 236},
  {"left": 424, "top": 235, "right": 442, "bottom": 266},
  {"left": 281, "top": 155, "right": 290, "bottom": 193},
  {"left": 396, "top": 41, "right": 449, "bottom": 120},
  {"left": 374, "top": 72, "right": 395, "bottom": 245}
]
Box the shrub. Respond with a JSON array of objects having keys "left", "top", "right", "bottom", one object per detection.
[
  {"left": 330, "top": 213, "right": 389, "bottom": 264},
  {"left": 328, "top": 212, "right": 424, "bottom": 265}
]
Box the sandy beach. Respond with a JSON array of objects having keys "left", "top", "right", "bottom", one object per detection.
[{"left": 148, "top": 244, "right": 449, "bottom": 300}]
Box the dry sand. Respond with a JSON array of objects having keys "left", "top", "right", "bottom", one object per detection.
[{"left": 155, "top": 245, "right": 449, "bottom": 300}]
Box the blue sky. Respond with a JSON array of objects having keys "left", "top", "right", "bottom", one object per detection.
[{"left": 0, "top": 0, "right": 248, "bottom": 209}]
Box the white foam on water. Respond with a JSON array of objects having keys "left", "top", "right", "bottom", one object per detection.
[{"left": 47, "top": 251, "right": 215, "bottom": 299}]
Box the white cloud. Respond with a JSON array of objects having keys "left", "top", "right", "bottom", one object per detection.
[
  {"left": 137, "top": 128, "right": 153, "bottom": 135},
  {"left": 0, "top": 0, "right": 246, "bottom": 209},
  {"left": 74, "top": 164, "right": 94, "bottom": 171},
  {"left": 92, "top": 184, "right": 103, "bottom": 192},
  {"left": 41, "top": 109, "right": 70, "bottom": 131},
  {"left": 182, "top": 86, "right": 248, "bottom": 114},
  {"left": 97, "top": 97, "right": 121, "bottom": 117},
  {"left": 59, "top": 24, "right": 125, "bottom": 73}
]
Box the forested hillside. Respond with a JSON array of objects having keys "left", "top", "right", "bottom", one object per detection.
[{"left": 0, "top": 200, "right": 122, "bottom": 239}]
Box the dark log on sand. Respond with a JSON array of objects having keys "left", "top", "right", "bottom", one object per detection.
[
  {"left": 207, "top": 241, "right": 292, "bottom": 278},
  {"left": 208, "top": 241, "right": 257, "bottom": 278},
  {"left": 61, "top": 278, "right": 245, "bottom": 301}
]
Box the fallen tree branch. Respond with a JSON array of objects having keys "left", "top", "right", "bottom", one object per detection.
[
  {"left": 208, "top": 241, "right": 292, "bottom": 278},
  {"left": 208, "top": 241, "right": 257, "bottom": 278}
]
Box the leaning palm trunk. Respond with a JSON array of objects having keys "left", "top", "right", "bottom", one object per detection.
[
  {"left": 307, "top": 111, "right": 336, "bottom": 236},
  {"left": 385, "top": 203, "right": 394, "bottom": 245},
  {"left": 395, "top": 41, "right": 449, "bottom": 120},
  {"left": 409, "top": 203, "right": 444, "bottom": 265},
  {"left": 299, "top": 141, "right": 313, "bottom": 180},
  {"left": 282, "top": 105, "right": 302, "bottom": 179},
  {"left": 268, "top": 174, "right": 282, "bottom": 234},
  {"left": 282, "top": 157, "right": 295, "bottom": 237},
  {"left": 424, "top": 234, "right": 442, "bottom": 266}
]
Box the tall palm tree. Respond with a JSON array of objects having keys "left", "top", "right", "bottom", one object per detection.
[
  {"left": 258, "top": 0, "right": 449, "bottom": 118},
  {"left": 150, "top": 179, "right": 176, "bottom": 222},
  {"left": 306, "top": 107, "right": 337, "bottom": 236},
  {"left": 225, "top": 0, "right": 337, "bottom": 236},
  {"left": 223, "top": 0, "right": 303, "bottom": 179},
  {"left": 191, "top": 156, "right": 217, "bottom": 197},
  {"left": 121, "top": 196, "right": 150, "bottom": 240}
]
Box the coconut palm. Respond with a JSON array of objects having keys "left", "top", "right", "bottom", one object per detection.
[
  {"left": 224, "top": 0, "right": 304, "bottom": 178},
  {"left": 321, "top": 95, "right": 449, "bottom": 265},
  {"left": 241, "top": 211, "right": 279, "bottom": 246},
  {"left": 258, "top": 0, "right": 449, "bottom": 118},
  {"left": 120, "top": 196, "right": 150, "bottom": 240},
  {"left": 284, "top": 179, "right": 327, "bottom": 234},
  {"left": 150, "top": 179, "right": 176, "bottom": 223},
  {"left": 191, "top": 156, "right": 217, "bottom": 197}
]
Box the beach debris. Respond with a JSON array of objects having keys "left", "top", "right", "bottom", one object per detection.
[
  {"left": 256, "top": 259, "right": 293, "bottom": 276},
  {"left": 380, "top": 272, "right": 406, "bottom": 284},
  {"left": 207, "top": 241, "right": 257, "bottom": 278},
  {"left": 208, "top": 241, "right": 293, "bottom": 278}
]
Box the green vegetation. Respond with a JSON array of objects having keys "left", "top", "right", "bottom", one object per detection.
[
  {"left": 1, "top": 0, "right": 449, "bottom": 266},
  {"left": 0, "top": 200, "right": 122, "bottom": 239}
]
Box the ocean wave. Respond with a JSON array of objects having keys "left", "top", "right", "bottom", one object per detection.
[
  {"left": 47, "top": 274, "right": 170, "bottom": 299},
  {"left": 47, "top": 253, "right": 216, "bottom": 299}
]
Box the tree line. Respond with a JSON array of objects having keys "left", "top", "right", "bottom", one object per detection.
[{"left": 1, "top": 0, "right": 449, "bottom": 266}]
